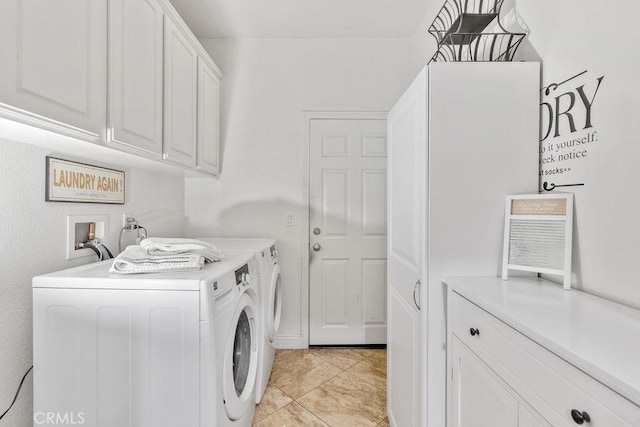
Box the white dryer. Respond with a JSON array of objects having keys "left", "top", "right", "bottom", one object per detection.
[
  {"left": 32, "top": 252, "right": 257, "bottom": 427},
  {"left": 200, "top": 238, "right": 282, "bottom": 403}
]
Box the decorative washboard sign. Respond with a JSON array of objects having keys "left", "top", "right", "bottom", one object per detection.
[{"left": 502, "top": 194, "right": 574, "bottom": 289}]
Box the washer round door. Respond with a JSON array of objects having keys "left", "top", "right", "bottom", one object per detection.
[
  {"left": 223, "top": 292, "right": 258, "bottom": 420},
  {"left": 268, "top": 264, "right": 282, "bottom": 342}
]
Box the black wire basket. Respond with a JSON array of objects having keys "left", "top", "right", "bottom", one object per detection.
[{"left": 428, "top": 0, "right": 526, "bottom": 63}]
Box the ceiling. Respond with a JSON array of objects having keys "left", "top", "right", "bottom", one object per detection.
[{"left": 169, "top": 0, "right": 431, "bottom": 39}]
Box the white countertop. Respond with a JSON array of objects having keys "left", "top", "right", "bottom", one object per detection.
[{"left": 444, "top": 276, "right": 640, "bottom": 407}]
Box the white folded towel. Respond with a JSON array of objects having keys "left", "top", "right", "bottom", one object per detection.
[
  {"left": 139, "top": 238, "right": 224, "bottom": 263},
  {"left": 110, "top": 245, "right": 204, "bottom": 274}
]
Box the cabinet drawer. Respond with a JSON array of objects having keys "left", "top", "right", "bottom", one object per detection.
[{"left": 452, "top": 292, "right": 640, "bottom": 426}]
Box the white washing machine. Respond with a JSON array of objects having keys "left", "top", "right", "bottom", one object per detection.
[
  {"left": 216, "top": 256, "right": 259, "bottom": 427},
  {"left": 32, "top": 251, "right": 258, "bottom": 427},
  {"left": 200, "top": 238, "right": 282, "bottom": 403}
]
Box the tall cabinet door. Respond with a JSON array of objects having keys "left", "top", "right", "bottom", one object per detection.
[
  {"left": 387, "top": 68, "right": 428, "bottom": 427},
  {"left": 163, "top": 16, "right": 197, "bottom": 168},
  {"left": 197, "top": 59, "right": 221, "bottom": 175},
  {"left": 0, "top": 0, "right": 106, "bottom": 135},
  {"left": 108, "top": 0, "right": 164, "bottom": 155}
]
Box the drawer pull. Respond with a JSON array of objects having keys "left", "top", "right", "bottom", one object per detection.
[
  {"left": 571, "top": 409, "right": 591, "bottom": 424},
  {"left": 469, "top": 328, "right": 480, "bottom": 336}
]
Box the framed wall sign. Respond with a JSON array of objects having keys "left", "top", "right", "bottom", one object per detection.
[
  {"left": 45, "top": 157, "right": 125, "bottom": 204},
  {"left": 502, "top": 193, "right": 574, "bottom": 289}
]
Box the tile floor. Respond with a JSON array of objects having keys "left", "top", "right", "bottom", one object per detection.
[{"left": 253, "top": 348, "right": 389, "bottom": 426}]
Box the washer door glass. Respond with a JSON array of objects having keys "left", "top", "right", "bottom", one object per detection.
[
  {"left": 233, "top": 309, "right": 251, "bottom": 396},
  {"left": 268, "top": 265, "right": 283, "bottom": 341}
]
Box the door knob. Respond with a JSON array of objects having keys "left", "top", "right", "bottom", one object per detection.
[
  {"left": 312, "top": 243, "right": 321, "bottom": 251},
  {"left": 313, "top": 227, "right": 321, "bottom": 235}
]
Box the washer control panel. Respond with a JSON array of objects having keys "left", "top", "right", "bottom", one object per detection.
[{"left": 235, "top": 264, "right": 250, "bottom": 288}]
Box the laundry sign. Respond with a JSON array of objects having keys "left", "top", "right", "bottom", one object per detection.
[{"left": 45, "top": 157, "right": 125, "bottom": 204}]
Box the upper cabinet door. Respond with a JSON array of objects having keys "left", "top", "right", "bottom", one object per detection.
[
  {"left": 163, "top": 16, "right": 197, "bottom": 168},
  {"left": 108, "top": 0, "right": 164, "bottom": 155},
  {"left": 197, "top": 59, "right": 221, "bottom": 175},
  {"left": 0, "top": 0, "right": 106, "bottom": 136}
]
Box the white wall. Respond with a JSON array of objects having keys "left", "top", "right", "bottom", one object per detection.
[
  {"left": 185, "top": 38, "right": 412, "bottom": 347},
  {"left": 0, "top": 137, "right": 185, "bottom": 426},
  {"left": 516, "top": 0, "right": 640, "bottom": 309},
  {"left": 411, "top": 0, "right": 640, "bottom": 310},
  {"left": 409, "top": 1, "right": 441, "bottom": 77}
]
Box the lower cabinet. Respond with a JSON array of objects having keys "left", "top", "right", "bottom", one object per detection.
[
  {"left": 446, "top": 278, "right": 640, "bottom": 427},
  {"left": 450, "top": 336, "right": 549, "bottom": 427},
  {"left": 450, "top": 337, "right": 519, "bottom": 427}
]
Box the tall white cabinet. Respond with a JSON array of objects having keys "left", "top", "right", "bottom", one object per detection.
[{"left": 387, "top": 62, "right": 540, "bottom": 427}]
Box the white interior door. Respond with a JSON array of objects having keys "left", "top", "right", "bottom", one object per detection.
[{"left": 309, "top": 118, "right": 387, "bottom": 345}]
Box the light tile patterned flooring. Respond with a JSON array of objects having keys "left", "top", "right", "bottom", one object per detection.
[{"left": 253, "top": 348, "right": 389, "bottom": 426}]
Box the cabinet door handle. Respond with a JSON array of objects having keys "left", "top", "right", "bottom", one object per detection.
[
  {"left": 469, "top": 328, "right": 480, "bottom": 337},
  {"left": 413, "top": 280, "right": 421, "bottom": 310},
  {"left": 571, "top": 409, "right": 591, "bottom": 424}
]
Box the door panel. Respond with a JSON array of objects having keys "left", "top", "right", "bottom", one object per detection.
[
  {"left": 108, "top": 0, "right": 164, "bottom": 154},
  {"left": 309, "top": 118, "right": 387, "bottom": 345},
  {"left": 361, "top": 259, "right": 386, "bottom": 326},
  {"left": 0, "top": 0, "right": 106, "bottom": 134},
  {"left": 197, "top": 59, "right": 221, "bottom": 175},
  {"left": 163, "top": 16, "right": 197, "bottom": 168},
  {"left": 387, "top": 68, "right": 427, "bottom": 427},
  {"left": 451, "top": 337, "right": 519, "bottom": 427},
  {"left": 321, "top": 258, "right": 349, "bottom": 326},
  {"left": 388, "top": 287, "right": 420, "bottom": 427},
  {"left": 322, "top": 169, "right": 349, "bottom": 237}
]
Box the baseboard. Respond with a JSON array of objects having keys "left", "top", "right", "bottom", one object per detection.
[{"left": 274, "top": 335, "right": 305, "bottom": 349}]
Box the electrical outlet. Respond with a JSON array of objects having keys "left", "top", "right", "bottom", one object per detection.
[{"left": 66, "top": 214, "right": 109, "bottom": 260}]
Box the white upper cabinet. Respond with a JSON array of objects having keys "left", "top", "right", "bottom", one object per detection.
[
  {"left": 0, "top": 0, "right": 222, "bottom": 175},
  {"left": 163, "top": 16, "right": 198, "bottom": 169},
  {"left": 0, "top": 0, "right": 107, "bottom": 137},
  {"left": 196, "top": 58, "right": 221, "bottom": 176},
  {"left": 108, "top": 0, "right": 164, "bottom": 155}
]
